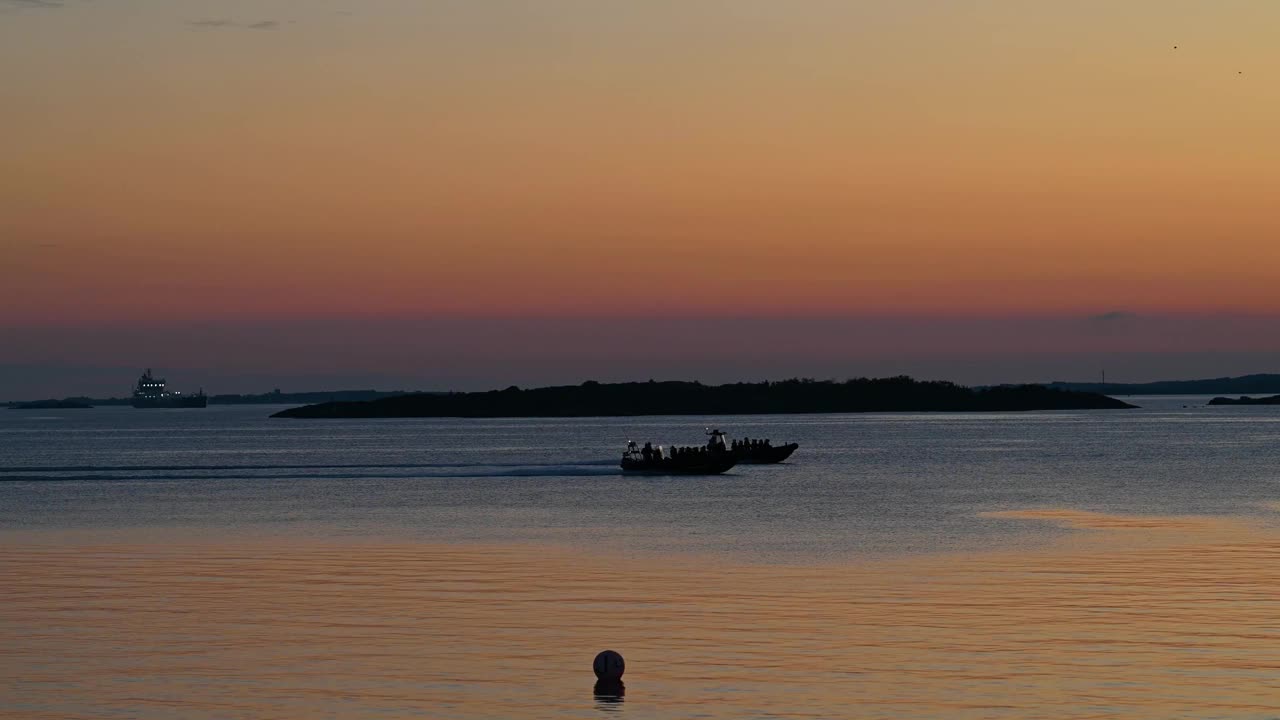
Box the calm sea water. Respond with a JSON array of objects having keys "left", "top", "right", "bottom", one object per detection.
[{"left": 4, "top": 398, "right": 1280, "bottom": 718}]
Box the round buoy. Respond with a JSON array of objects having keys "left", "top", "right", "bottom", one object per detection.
[{"left": 593, "top": 650, "right": 625, "bottom": 681}]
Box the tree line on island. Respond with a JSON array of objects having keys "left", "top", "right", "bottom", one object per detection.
[{"left": 271, "top": 376, "right": 1136, "bottom": 419}]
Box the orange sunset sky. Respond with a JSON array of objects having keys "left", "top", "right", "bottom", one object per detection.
[{"left": 2, "top": 1, "right": 1280, "bottom": 396}]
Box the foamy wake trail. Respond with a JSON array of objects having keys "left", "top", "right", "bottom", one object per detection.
[{"left": 0, "top": 461, "right": 622, "bottom": 483}]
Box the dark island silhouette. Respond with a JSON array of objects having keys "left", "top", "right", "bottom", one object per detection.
[
  {"left": 1206, "top": 394, "right": 1280, "bottom": 406},
  {"left": 271, "top": 376, "right": 1136, "bottom": 419}
]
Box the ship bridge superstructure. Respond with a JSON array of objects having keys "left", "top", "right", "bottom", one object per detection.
[{"left": 134, "top": 368, "right": 170, "bottom": 400}]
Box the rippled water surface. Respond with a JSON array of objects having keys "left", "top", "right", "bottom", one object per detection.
[{"left": 4, "top": 399, "right": 1280, "bottom": 717}]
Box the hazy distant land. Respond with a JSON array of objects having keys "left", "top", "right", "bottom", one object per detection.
[
  {"left": 3, "top": 389, "right": 416, "bottom": 409},
  {"left": 1050, "top": 373, "right": 1280, "bottom": 396},
  {"left": 7, "top": 399, "right": 93, "bottom": 410},
  {"left": 271, "top": 377, "right": 1135, "bottom": 419}
]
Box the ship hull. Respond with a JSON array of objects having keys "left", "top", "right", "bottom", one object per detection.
[{"left": 132, "top": 396, "right": 207, "bottom": 409}]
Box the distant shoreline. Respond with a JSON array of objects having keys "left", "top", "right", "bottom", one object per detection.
[
  {"left": 1206, "top": 395, "right": 1280, "bottom": 406},
  {"left": 272, "top": 377, "right": 1136, "bottom": 419},
  {"left": 7, "top": 399, "right": 93, "bottom": 410},
  {"left": 3, "top": 389, "right": 422, "bottom": 409},
  {"left": 1050, "top": 374, "right": 1280, "bottom": 396},
  {"left": 10, "top": 372, "right": 1279, "bottom": 408}
]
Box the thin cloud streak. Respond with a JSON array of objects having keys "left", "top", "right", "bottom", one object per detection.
[
  {"left": 188, "top": 19, "right": 281, "bottom": 31},
  {"left": 1090, "top": 310, "right": 1139, "bottom": 323},
  {"left": 0, "top": 0, "right": 67, "bottom": 9}
]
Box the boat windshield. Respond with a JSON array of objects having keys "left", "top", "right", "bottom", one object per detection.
[{"left": 706, "top": 429, "right": 727, "bottom": 451}]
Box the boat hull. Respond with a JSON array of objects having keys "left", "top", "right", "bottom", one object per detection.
[
  {"left": 732, "top": 443, "right": 798, "bottom": 464},
  {"left": 132, "top": 396, "right": 208, "bottom": 409}
]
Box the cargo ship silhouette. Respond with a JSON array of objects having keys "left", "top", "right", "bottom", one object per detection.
[{"left": 131, "top": 369, "right": 207, "bottom": 408}]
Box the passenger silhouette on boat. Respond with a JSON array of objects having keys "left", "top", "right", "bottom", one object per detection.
[{"left": 620, "top": 434, "right": 739, "bottom": 474}]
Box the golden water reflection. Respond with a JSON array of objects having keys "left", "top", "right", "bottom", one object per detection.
[{"left": 4, "top": 512, "right": 1280, "bottom": 718}]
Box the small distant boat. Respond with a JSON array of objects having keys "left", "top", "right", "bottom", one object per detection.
[
  {"left": 732, "top": 442, "right": 799, "bottom": 464},
  {"left": 717, "top": 429, "right": 799, "bottom": 464},
  {"left": 620, "top": 431, "right": 737, "bottom": 475},
  {"left": 131, "top": 369, "right": 207, "bottom": 409}
]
